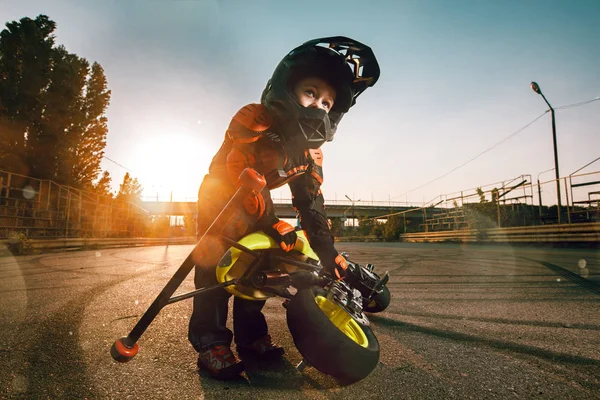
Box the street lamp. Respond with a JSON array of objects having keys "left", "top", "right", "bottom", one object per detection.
[
  {"left": 530, "top": 81, "right": 561, "bottom": 223},
  {"left": 536, "top": 167, "right": 554, "bottom": 217},
  {"left": 345, "top": 194, "right": 360, "bottom": 228}
]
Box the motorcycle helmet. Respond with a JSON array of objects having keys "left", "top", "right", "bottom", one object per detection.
[{"left": 261, "top": 36, "right": 380, "bottom": 148}]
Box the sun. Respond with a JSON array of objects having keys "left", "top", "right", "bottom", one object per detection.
[{"left": 131, "top": 129, "right": 214, "bottom": 201}]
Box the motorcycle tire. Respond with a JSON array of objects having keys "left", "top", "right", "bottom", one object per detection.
[
  {"left": 363, "top": 285, "right": 391, "bottom": 313},
  {"left": 286, "top": 285, "right": 380, "bottom": 384}
]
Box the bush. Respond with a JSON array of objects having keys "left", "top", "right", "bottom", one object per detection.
[
  {"left": 7, "top": 231, "right": 33, "bottom": 255},
  {"left": 382, "top": 216, "right": 403, "bottom": 241}
]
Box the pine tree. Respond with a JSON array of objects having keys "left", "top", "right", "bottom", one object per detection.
[
  {"left": 93, "top": 170, "right": 113, "bottom": 198},
  {"left": 117, "top": 172, "right": 143, "bottom": 203}
]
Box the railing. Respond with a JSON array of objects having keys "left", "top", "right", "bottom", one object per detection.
[
  {"left": 402, "top": 222, "right": 600, "bottom": 243},
  {"left": 416, "top": 171, "right": 599, "bottom": 232},
  {"left": 568, "top": 170, "right": 600, "bottom": 223},
  {"left": 418, "top": 174, "right": 536, "bottom": 232},
  {"left": 0, "top": 170, "right": 149, "bottom": 239},
  {"left": 139, "top": 195, "right": 412, "bottom": 209},
  {"left": 0, "top": 236, "right": 196, "bottom": 256}
]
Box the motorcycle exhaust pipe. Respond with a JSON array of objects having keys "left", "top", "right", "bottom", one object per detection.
[
  {"left": 289, "top": 270, "right": 326, "bottom": 288},
  {"left": 251, "top": 271, "right": 292, "bottom": 288}
]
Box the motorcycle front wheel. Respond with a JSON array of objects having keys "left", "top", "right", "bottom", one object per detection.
[{"left": 286, "top": 285, "right": 380, "bottom": 384}]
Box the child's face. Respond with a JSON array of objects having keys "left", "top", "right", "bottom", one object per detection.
[{"left": 293, "top": 76, "right": 336, "bottom": 114}]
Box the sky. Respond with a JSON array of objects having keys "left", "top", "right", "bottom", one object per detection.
[{"left": 1, "top": 0, "right": 599, "bottom": 206}]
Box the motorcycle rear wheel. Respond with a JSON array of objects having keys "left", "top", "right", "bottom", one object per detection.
[{"left": 286, "top": 285, "right": 380, "bottom": 384}]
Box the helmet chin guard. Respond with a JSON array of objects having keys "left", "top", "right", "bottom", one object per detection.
[
  {"left": 261, "top": 36, "right": 379, "bottom": 148},
  {"left": 296, "top": 107, "right": 333, "bottom": 149}
]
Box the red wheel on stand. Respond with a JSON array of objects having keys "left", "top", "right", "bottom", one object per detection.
[{"left": 111, "top": 336, "right": 139, "bottom": 362}]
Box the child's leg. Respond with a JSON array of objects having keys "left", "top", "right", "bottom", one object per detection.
[
  {"left": 233, "top": 297, "right": 284, "bottom": 359},
  {"left": 232, "top": 297, "right": 268, "bottom": 345},
  {"left": 187, "top": 263, "right": 233, "bottom": 352}
]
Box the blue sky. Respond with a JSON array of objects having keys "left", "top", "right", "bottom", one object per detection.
[{"left": 1, "top": 0, "right": 599, "bottom": 205}]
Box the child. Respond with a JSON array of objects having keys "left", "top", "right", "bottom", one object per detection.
[{"left": 188, "top": 36, "right": 380, "bottom": 379}]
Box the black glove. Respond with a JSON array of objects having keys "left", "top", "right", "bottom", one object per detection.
[
  {"left": 264, "top": 220, "right": 298, "bottom": 252},
  {"left": 324, "top": 253, "right": 349, "bottom": 280}
]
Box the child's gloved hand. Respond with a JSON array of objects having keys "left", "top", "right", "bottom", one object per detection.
[
  {"left": 264, "top": 220, "right": 298, "bottom": 252},
  {"left": 324, "top": 254, "right": 349, "bottom": 280}
]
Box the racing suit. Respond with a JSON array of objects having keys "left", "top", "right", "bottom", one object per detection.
[{"left": 188, "top": 103, "right": 340, "bottom": 351}]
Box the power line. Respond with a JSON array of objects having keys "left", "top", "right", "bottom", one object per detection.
[
  {"left": 392, "top": 111, "right": 548, "bottom": 200},
  {"left": 555, "top": 96, "right": 600, "bottom": 110},
  {"left": 391, "top": 95, "right": 600, "bottom": 200},
  {"left": 103, "top": 156, "right": 136, "bottom": 174}
]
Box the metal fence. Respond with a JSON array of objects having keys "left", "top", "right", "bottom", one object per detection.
[
  {"left": 419, "top": 171, "right": 599, "bottom": 232},
  {"left": 568, "top": 170, "right": 600, "bottom": 223},
  {"left": 0, "top": 170, "right": 149, "bottom": 239}
]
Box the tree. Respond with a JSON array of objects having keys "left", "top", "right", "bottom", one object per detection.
[
  {"left": 465, "top": 187, "right": 500, "bottom": 239},
  {"left": 382, "top": 215, "right": 403, "bottom": 241},
  {"left": 0, "top": 15, "right": 56, "bottom": 175},
  {"left": 183, "top": 214, "right": 196, "bottom": 236},
  {"left": 329, "top": 217, "right": 343, "bottom": 237},
  {"left": 358, "top": 215, "right": 375, "bottom": 236},
  {"left": 117, "top": 172, "right": 143, "bottom": 203},
  {"left": 71, "top": 62, "right": 110, "bottom": 189},
  {"left": 93, "top": 170, "right": 113, "bottom": 198},
  {"left": 371, "top": 221, "right": 384, "bottom": 240},
  {"left": 29, "top": 47, "right": 110, "bottom": 188},
  {"left": 28, "top": 45, "right": 89, "bottom": 181},
  {"left": 476, "top": 187, "right": 487, "bottom": 203},
  {"left": 0, "top": 15, "right": 110, "bottom": 189}
]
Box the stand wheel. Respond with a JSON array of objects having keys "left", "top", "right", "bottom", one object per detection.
[
  {"left": 111, "top": 336, "right": 139, "bottom": 362},
  {"left": 363, "top": 286, "right": 391, "bottom": 313}
]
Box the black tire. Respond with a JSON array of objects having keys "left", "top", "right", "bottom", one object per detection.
[
  {"left": 363, "top": 285, "right": 391, "bottom": 313},
  {"left": 286, "top": 286, "right": 379, "bottom": 384}
]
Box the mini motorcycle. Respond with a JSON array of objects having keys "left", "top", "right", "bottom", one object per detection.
[{"left": 110, "top": 169, "right": 390, "bottom": 384}]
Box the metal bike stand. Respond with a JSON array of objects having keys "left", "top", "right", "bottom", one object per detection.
[{"left": 296, "top": 359, "right": 310, "bottom": 372}]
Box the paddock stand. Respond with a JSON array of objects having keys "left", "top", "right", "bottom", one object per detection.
[{"left": 110, "top": 168, "right": 266, "bottom": 362}]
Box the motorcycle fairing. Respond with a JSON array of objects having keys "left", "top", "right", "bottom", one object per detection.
[{"left": 216, "top": 231, "right": 319, "bottom": 300}]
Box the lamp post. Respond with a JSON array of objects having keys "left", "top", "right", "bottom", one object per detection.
[
  {"left": 345, "top": 194, "right": 360, "bottom": 228},
  {"left": 536, "top": 167, "right": 555, "bottom": 217},
  {"left": 530, "top": 82, "right": 561, "bottom": 223}
]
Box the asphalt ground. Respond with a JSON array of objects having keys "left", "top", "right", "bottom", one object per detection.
[{"left": 0, "top": 242, "right": 598, "bottom": 399}]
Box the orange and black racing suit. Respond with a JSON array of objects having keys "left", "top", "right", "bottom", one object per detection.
[{"left": 188, "top": 103, "right": 339, "bottom": 351}]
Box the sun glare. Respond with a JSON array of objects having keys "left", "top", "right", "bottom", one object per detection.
[{"left": 132, "top": 128, "right": 213, "bottom": 201}]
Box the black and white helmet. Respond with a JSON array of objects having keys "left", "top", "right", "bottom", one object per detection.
[{"left": 261, "top": 36, "right": 380, "bottom": 148}]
